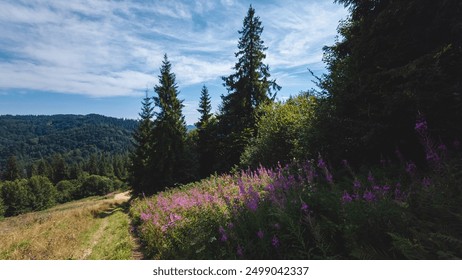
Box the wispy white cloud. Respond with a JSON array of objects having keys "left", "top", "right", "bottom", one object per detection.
[{"left": 0, "top": 0, "right": 347, "bottom": 99}]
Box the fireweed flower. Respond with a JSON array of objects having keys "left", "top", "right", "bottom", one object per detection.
[
  {"left": 394, "top": 188, "right": 406, "bottom": 201},
  {"left": 415, "top": 117, "right": 428, "bottom": 134},
  {"left": 422, "top": 177, "right": 432, "bottom": 188},
  {"left": 317, "top": 156, "right": 327, "bottom": 169},
  {"left": 140, "top": 212, "right": 152, "bottom": 222},
  {"left": 245, "top": 186, "right": 260, "bottom": 212},
  {"left": 301, "top": 202, "right": 309, "bottom": 213},
  {"left": 218, "top": 226, "right": 228, "bottom": 242},
  {"left": 237, "top": 245, "right": 244, "bottom": 257},
  {"left": 257, "top": 229, "right": 264, "bottom": 239},
  {"left": 406, "top": 162, "right": 417, "bottom": 175},
  {"left": 342, "top": 192, "right": 353, "bottom": 204},
  {"left": 272, "top": 235, "right": 280, "bottom": 248},
  {"left": 363, "top": 190, "right": 375, "bottom": 202},
  {"left": 353, "top": 179, "right": 361, "bottom": 190},
  {"left": 367, "top": 171, "right": 375, "bottom": 183}
]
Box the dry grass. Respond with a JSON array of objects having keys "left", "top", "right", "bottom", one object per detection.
[{"left": 0, "top": 193, "right": 133, "bottom": 260}]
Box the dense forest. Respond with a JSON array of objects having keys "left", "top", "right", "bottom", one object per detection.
[
  {"left": 0, "top": 114, "right": 135, "bottom": 217},
  {"left": 0, "top": 114, "right": 136, "bottom": 167}
]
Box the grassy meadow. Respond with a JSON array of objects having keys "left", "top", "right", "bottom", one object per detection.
[{"left": 0, "top": 192, "right": 136, "bottom": 260}]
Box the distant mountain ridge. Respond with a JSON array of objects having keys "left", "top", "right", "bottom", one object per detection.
[{"left": 0, "top": 114, "right": 138, "bottom": 167}]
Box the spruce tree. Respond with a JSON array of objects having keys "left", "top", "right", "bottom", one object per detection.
[
  {"left": 196, "top": 85, "right": 216, "bottom": 178},
  {"left": 218, "top": 5, "right": 280, "bottom": 171},
  {"left": 130, "top": 89, "right": 154, "bottom": 195},
  {"left": 151, "top": 54, "right": 187, "bottom": 192},
  {"left": 197, "top": 85, "right": 212, "bottom": 129},
  {"left": 51, "top": 154, "right": 68, "bottom": 184},
  {"left": 4, "top": 156, "right": 20, "bottom": 181}
]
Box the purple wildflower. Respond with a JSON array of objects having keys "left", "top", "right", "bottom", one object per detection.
[
  {"left": 272, "top": 235, "right": 280, "bottom": 248},
  {"left": 245, "top": 186, "right": 260, "bottom": 212},
  {"left": 273, "top": 223, "right": 281, "bottom": 230},
  {"left": 406, "top": 162, "right": 417, "bottom": 175},
  {"left": 415, "top": 116, "right": 428, "bottom": 135},
  {"left": 394, "top": 188, "right": 406, "bottom": 202},
  {"left": 367, "top": 171, "right": 375, "bottom": 183},
  {"left": 301, "top": 202, "right": 309, "bottom": 213},
  {"left": 237, "top": 245, "right": 244, "bottom": 257},
  {"left": 140, "top": 212, "right": 152, "bottom": 222},
  {"left": 219, "top": 226, "right": 225, "bottom": 233},
  {"left": 317, "top": 156, "right": 327, "bottom": 169},
  {"left": 218, "top": 226, "right": 228, "bottom": 242},
  {"left": 342, "top": 192, "right": 353, "bottom": 204},
  {"left": 363, "top": 190, "right": 375, "bottom": 202},
  {"left": 353, "top": 179, "right": 361, "bottom": 190},
  {"left": 257, "top": 229, "right": 264, "bottom": 239}
]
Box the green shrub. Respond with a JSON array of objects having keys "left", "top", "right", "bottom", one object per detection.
[
  {"left": 80, "top": 175, "right": 114, "bottom": 197},
  {"left": 28, "top": 176, "right": 57, "bottom": 211},
  {"left": 1, "top": 179, "right": 31, "bottom": 216},
  {"left": 240, "top": 94, "right": 317, "bottom": 168},
  {"left": 112, "top": 178, "right": 128, "bottom": 191},
  {"left": 56, "top": 179, "right": 81, "bottom": 203}
]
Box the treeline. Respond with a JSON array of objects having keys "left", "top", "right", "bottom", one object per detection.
[
  {"left": 131, "top": 1, "right": 461, "bottom": 196},
  {"left": 130, "top": 6, "right": 280, "bottom": 195},
  {"left": 0, "top": 114, "right": 135, "bottom": 218},
  {"left": 0, "top": 152, "right": 130, "bottom": 218}
]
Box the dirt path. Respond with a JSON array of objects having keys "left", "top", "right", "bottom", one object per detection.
[
  {"left": 80, "top": 191, "right": 133, "bottom": 259},
  {"left": 81, "top": 218, "right": 108, "bottom": 259},
  {"left": 114, "top": 191, "right": 131, "bottom": 202},
  {"left": 80, "top": 190, "right": 144, "bottom": 260}
]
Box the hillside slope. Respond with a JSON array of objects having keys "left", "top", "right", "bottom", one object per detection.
[
  {"left": 0, "top": 114, "right": 137, "bottom": 166},
  {"left": 0, "top": 191, "right": 136, "bottom": 260}
]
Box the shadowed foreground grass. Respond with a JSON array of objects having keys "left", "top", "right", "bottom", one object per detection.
[{"left": 0, "top": 192, "right": 135, "bottom": 260}]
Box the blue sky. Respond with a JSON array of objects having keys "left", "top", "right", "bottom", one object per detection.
[{"left": 0, "top": 0, "right": 347, "bottom": 124}]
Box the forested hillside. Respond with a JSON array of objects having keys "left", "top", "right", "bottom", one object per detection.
[{"left": 0, "top": 114, "right": 136, "bottom": 169}]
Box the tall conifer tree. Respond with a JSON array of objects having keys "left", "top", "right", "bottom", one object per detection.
[
  {"left": 196, "top": 85, "right": 216, "bottom": 178},
  {"left": 218, "top": 5, "right": 280, "bottom": 171},
  {"left": 4, "top": 156, "right": 20, "bottom": 181},
  {"left": 151, "top": 54, "right": 187, "bottom": 192},
  {"left": 130, "top": 89, "right": 154, "bottom": 195},
  {"left": 197, "top": 85, "right": 212, "bottom": 129}
]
